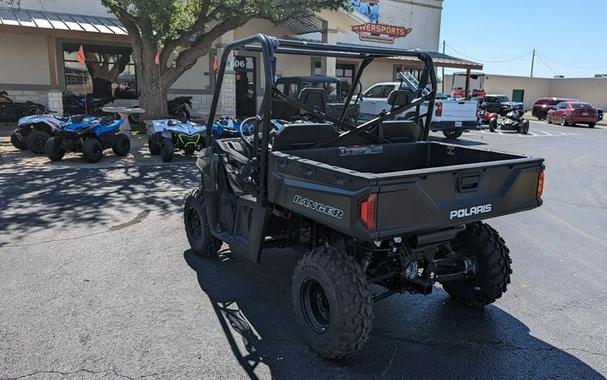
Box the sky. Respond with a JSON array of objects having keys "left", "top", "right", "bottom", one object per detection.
[{"left": 439, "top": 0, "right": 607, "bottom": 78}]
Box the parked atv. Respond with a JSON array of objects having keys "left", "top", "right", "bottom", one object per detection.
[
  {"left": 148, "top": 119, "right": 207, "bottom": 162},
  {"left": 62, "top": 92, "right": 115, "bottom": 117},
  {"left": 0, "top": 90, "right": 47, "bottom": 122},
  {"left": 11, "top": 114, "right": 67, "bottom": 154},
  {"left": 489, "top": 109, "right": 529, "bottom": 134},
  {"left": 45, "top": 115, "right": 130, "bottom": 163},
  {"left": 183, "top": 35, "right": 545, "bottom": 360}
]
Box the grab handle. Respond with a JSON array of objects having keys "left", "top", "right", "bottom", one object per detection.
[{"left": 458, "top": 175, "right": 480, "bottom": 193}]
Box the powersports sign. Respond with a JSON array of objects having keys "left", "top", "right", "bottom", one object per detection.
[{"left": 351, "top": 23, "right": 413, "bottom": 44}]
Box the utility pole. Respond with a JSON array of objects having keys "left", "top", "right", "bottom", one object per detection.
[
  {"left": 441, "top": 40, "right": 446, "bottom": 93},
  {"left": 530, "top": 48, "right": 535, "bottom": 78}
]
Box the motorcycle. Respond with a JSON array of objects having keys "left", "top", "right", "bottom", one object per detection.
[
  {"left": 62, "top": 92, "right": 115, "bottom": 117},
  {"left": 489, "top": 109, "right": 529, "bottom": 134},
  {"left": 0, "top": 90, "right": 47, "bottom": 122}
]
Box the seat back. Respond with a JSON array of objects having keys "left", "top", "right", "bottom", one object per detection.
[
  {"left": 387, "top": 89, "right": 414, "bottom": 109},
  {"left": 381, "top": 120, "right": 420, "bottom": 143},
  {"left": 297, "top": 88, "right": 327, "bottom": 114},
  {"left": 272, "top": 123, "right": 338, "bottom": 151}
]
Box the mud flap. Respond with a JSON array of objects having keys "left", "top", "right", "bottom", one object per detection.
[{"left": 230, "top": 195, "right": 270, "bottom": 263}]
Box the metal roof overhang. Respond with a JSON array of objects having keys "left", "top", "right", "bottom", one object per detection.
[
  {"left": 385, "top": 51, "right": 483, "bottom": 70},
  {"left": 0, "top": 7, "right": 127, "bottom": 35}
]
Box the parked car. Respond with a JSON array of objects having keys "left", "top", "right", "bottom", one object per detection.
[
  {"left": 532, "top": 97, "right": 575, "bottom": 120},
  {"left": 481, "top": 94, "right": 523, "bottom": 115},
  {"left": 358, "top": 80, "right": 478, "bottom": 139},
  {"left": 0, "top": 90, "right": 47, "bottom": 122},
  {"left": 546, "top": 101, "right": 598, "bottom": 128}
]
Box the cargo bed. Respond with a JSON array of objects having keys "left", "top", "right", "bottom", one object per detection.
[{"left": 269, "top": 141, "right": 544, "bottom": 240}]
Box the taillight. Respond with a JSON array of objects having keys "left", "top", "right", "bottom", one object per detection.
[
  {"left": 435, "top": 101, "right": 443, "bottom": 117},
  {"left": 359, "top": 193, "right": 377, "bottom": 230},
  {"left": 537, "top": 171, "right": 545, "bottom": 199}
]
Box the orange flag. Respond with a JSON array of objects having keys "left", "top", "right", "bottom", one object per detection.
[{"left": 76, "top": 45, "right": 85, "bottom": 65}]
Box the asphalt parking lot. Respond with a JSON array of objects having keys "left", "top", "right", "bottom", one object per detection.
[{"left": 1, "top": 121, "right": 606, "bottom": 379}]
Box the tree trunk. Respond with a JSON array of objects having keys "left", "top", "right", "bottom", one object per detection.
[{"left": 138, "top": 61, "right": 168, "bottom": 120}]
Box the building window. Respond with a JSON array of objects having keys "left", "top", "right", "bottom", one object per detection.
[
  {"left": 336, "top": 63, "right": 356, "bottom": 99},
  {"left": 313, "top": 61, "right": 322, "bottom": 76},
  {"left": 63, "top": 43, "right": 137, "bottom": 99},
  {"left": 394, "top": 64, "right": 420, "bottom": 81}
]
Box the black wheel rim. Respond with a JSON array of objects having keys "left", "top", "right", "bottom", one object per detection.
[
  {"left": 301, "top": 278, "right": 330, "bottom": 334},
  {"left": 187, "top": 207, "right": 202, "bottom": 241},
  {"left": 34, "top": 136, "right": 46, "bottom": 151}
]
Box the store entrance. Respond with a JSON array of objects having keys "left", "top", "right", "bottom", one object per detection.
[{"left": 234, "top": 56, "right": 256, "bottom": 118}]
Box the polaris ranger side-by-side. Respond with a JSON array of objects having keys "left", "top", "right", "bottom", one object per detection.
[{"left": 183, "top": 34, "right": 545, "bottom": 359}]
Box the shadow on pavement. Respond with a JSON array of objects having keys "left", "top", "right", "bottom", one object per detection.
[
  {"left": 185, "top": 249, "right": 603, "bottom": 380},
  {"left": 0, "top": 163, "right": 199, "bottom": 247},
  {"left": 428, "top": 135, "right": 487, "bottom": 146}
]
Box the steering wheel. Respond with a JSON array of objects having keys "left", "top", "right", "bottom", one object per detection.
[{"left": 239, "top": 115, "right": 262, "bottom": 148}]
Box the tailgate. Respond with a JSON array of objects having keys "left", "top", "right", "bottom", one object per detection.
[
  {"left": 440, "top": 100, "right": 478, "bottom": 121},
  {"left": 374, "top": 158, "right": 544, "bottom": 238}
]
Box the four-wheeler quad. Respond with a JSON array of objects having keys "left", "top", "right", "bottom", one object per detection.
[
  {"left": 148, "top": 119, "right": 207, "bottom": 162},
  {"left": 0, "top": 90, "right": 47, "bottom": 122},
  {"left": 45, "top": 115, "right": 130, "bottom": 163},
  {"left": 182, "top": 34, "right": 545, "bottom": 360},
  {"left": 489, "top": 109, "right": 530, "bottom": 134},
  {"left": 11, "top": 114, "right": 67, "bottom": 154}
]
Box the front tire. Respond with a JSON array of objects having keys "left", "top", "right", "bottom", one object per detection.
[
  {"left": 184, "top": 188, "right": 221, "bottom": 257},
  {"left": 10, "top": 131, "right": 27, "bottom": 150},
  {"left": 82, "top": 137, "right": 103, "bottom": 163},
  {"left": 148, "top": 133, "right": 161, "bottom": 155},
  {"left": 546, "top": 114, "right": 552, "bottom": 124},
  {"left": 292, "top": 246, "right": 373, "bottom": 360},
  {"left": 160, "top": 138, "right": 174, "bottom": 162},
  {"left": 442, "top": 129, "right": 464, "bottom": 139},
  {"left": 442, "top": 222, "right": 512, "bottom": 307},
  {"left": 112, "top": 133, "right": 130, "bottom": 156},
  {"left": 26, "top": 129, "right": 49, "bottom": 154},
  {"left": 588, "top": 123, "right": 595, "bottom": 128},
  {"left": 489, "top": 117, "right": 498, "bottom": 132},
  {"left": 44, "top": 137, "right": 65, "bottom": 161}
]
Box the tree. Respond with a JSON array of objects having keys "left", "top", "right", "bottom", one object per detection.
[{"left": 100, "top": 0, "right": 349, "bottom": 119}]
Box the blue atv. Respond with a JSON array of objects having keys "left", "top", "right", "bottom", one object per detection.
[
  {"left": 148, "top": 119, "right": 207, "bottom": 162},
  {"left": 45, "top": 115, "right": 130, "bottom": 163},
  {"left": 11, "top": 114, "right": 67, "bottom": 154}
]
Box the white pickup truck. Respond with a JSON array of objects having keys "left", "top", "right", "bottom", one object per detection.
[{"left": 357, "top": 81, "right": 479, "bottom": 139}]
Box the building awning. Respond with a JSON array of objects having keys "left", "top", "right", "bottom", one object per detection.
[
  {"left": 387, "top": 51, "right": 483, "bottom": 70},
  {"left": 0, "top": 7, "right": 127, "bottom": 35}
]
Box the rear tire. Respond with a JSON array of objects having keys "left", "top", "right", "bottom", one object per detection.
[
  {"left": 442, "top": 129, "right": 464, "bottom": 139},
  {"left": 442, "top": 222, "right": 512, "bottom": 307},
  {"left": 184, "top": 188, "right": 221, "bottom": 257},
  {"left": 537, "top": 112, "right": 546, "bottom": 121},
  {"left": 26, "top": 129, "right": 49, "bottom": 154},
  {"left": 112, "top": 133, "right": 130, "bottom": 156},
  {"left": 82, "top": 137, "right": 103, "bottom": 163},
  {"left": 560, "top": 116, "right": 568, "bottom": 126},
  {"left": 44, "top": 137, "right": 65, "bottom": 161},
  {"left": 10, "top": 131, "right": 27, "bottom": 150},
  {"left": 588, "top": 123, "right": 595, "bottom": 128},
  {"left": 519, "top": 119, "right": 529, "bottom": 134},
  {"left": 148, "top": 133, "right": 161, "bottom": 155},
  {"left": 160, "top": 138, "right": 174, "bottom": 162},
  {"left": 292, "top": 246, "right": 373, "bottom": 360}
]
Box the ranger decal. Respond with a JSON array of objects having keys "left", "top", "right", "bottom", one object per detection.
[{"left": 293, "top": 195, "right": 344, "bottom": 220}]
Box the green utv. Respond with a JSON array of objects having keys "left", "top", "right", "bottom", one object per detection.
[{"left": 184, "top": 34, "right": 545, "bottom": 359}]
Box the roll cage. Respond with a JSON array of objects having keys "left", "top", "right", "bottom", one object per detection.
[{"left": 206, "top": 33, "right": 437, "bottom": 204}]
